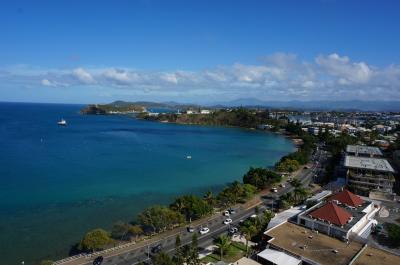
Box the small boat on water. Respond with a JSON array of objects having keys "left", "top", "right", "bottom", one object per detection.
[
  {"left": 186, "top": 155, "right": 192, "bottom": 159},
  {"left": 57, "top": 119, "right": 67, "bottom": 126}
]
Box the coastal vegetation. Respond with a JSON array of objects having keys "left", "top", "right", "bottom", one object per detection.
[
  {"left": 78, "top": 228, "right": 112, "bottom": 252},
  {"left": 141, "top": 108, "right": 273, "bottom": 128},
  {"left": 275, "top": 122, "right": 317, "bottom": 172},
  {"left": 242, "top": 167, "right": 281, "bottom": 190}
]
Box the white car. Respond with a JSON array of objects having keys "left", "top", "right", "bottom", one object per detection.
[
  {"left": 279, "top": 183, "right": 286, "bottom": 188},
  {"left": 199, "top": 227, "right": 210, "bottom": 235},
  {"left": 223, "top": 218, "right": 233, "bottom": 225},
  {"left": 223, "top": 210, "right": 230, "bottom": 216},
  {"left": 250, "top": 214, "right": 257, "bottom": 218},
  {"left": 271, "top": 187, "right": 278, "bottom": 193}
]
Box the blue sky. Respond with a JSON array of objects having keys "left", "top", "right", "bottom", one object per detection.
[{"left": 1, "top": 0, "right": 400, "bottom": 104}]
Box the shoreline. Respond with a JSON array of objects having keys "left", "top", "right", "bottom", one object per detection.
[{"left": 48, "top": 112, "right": 299, "bottom": 264}]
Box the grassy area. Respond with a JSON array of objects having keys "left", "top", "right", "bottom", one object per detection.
[{"left": 202, "top": 242, "right": 247, "bottom": 263}]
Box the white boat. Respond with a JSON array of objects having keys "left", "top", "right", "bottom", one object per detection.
[
  {"left": 186, "top": 155, "right": 192, "bottom": 159},
  {"left": 57, "top": 119, "right": 67, "bottom": 126}
]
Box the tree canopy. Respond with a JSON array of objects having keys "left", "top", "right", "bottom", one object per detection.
[
  {"left": 243, "top": 167, "right": 281, "bottom": 189},
  {"left": 138, "top": 205, "right": 184, "bottom": 233},
  {"left": 79, "top": 228, "right": 112, "bottom": 251}
]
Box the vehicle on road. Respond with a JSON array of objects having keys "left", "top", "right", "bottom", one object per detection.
[
  {"left": 151, "top": 244, "right": 162, "bottom": 254},
  {"left": 279, "top": 183, "right": 286, "bottom": 188},
  {"left": 223, "top": 218, "right": 233, "bottom": 225},
  {"left": 223, "top": 210, "right": 230, "bottom": 216},
  {"left": 187, "top": 226, "right": 195, "bottom": 233},
  {"left": 229, "top": 227, "right": 238, "bottom": 234},
  {"left": 229, "top": 209, "right": 236, "bottom": 214},
  {"left": 93, "top": 256, "right": 103, "bottom": 265},
  {"left": 199, "top": 227, "right": 210, "bottom": 234},
  {"left": 271, "top": 187, "right": 278, "bottom": 193},
  {"left": 250, "top": 214, "right": 257, "bottom": 218}
]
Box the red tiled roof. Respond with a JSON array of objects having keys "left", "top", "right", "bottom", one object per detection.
[
  {"left": 328, "top": 189, "right": 364, "bottom": 208},
  {"left": 309, "top": 202, "right": 352, "bottom": 226}
]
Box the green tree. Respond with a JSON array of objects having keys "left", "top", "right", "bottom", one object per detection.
[
  {"left": 128, "top": 225, "right": 143, "bottom": 241},
  {"left": 241, "top": 225, "right": 257, "bottom": 257},
  {"left": 276, "top": 158, "right": 300, "bottom": 172},
  {"left": 174, "top": 235, "right": 184, "bottom": 265},
  {"left": 204, "top": 190, "right": 216, "bottom": 207},
  {"left": 215, "top": 234, "right": 231, "bottom": 260},
  {"left": 170, "top": 195, "right": 213, "bottom": 221},
  {"left": 79, "top": 228, "right": 112, "bottom": 252},
  {"left": 111, "top": 221, "right": 131, "bottom": 240},
  {"left": 152, "top": 251, "right": 175, "bottom": 265},
  {"left": 243, "top": 167, "right": 281, "bottom": 189},
  {"left": 388, "top": 223, "right": 400, "bottom": 246},
  {"left": 138, "top": 205, "right": 184, "bottom": 233},
  {"left": 187, "top": 233, "right": 200, "bottom": 265}
]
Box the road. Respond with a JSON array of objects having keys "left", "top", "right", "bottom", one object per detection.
[
  {"left": 85, "top": 205, "right": 266, "bottom": 265},
  {"left": 262, "top": 143, "right": 328, "bottom": 209}
]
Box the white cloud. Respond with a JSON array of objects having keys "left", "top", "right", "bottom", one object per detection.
[
  {"left": 160, "top": 73, "right": 178, "bottom": 84},
  {"left": 2, "top": 52, "right": 400, "bottom": 101},
  {"left": 72, "top": 67, "right": 95, "bottom": 84},
  {"left": 41, "top": 79, "right": 53, "bottom": 86},
  {"left": 316, "top": 53, "right": 372, "bottom": 84}
]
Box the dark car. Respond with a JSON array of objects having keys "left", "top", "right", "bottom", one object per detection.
[
  {"left": 93, "top": 256, "right": 104, "bottom": 265},
  {"left": 187, "top": 226, "right": 195, "bottom": 233},
  {"left": 151, "top": 243, "right": 162, "bottom": 254},
  {"left": 229, "top": 209, "right": 236, "bottom": 214}
]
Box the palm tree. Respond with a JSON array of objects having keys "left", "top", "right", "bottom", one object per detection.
[
  {"left": 152, "top": 251, "right": 174, "bottom": 265},
  {"left": 215, "top": 234, "right": 231, "bottom": 260},
  {"left": 204, "top": 190, "right": 215, "bottom": 207},
  {"left": 241, "top": 225, "right": 257, "bottom": 257}
]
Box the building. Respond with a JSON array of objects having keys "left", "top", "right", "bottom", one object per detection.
[
  {"left": 264, "top": 222, "right": 364, "bottom": 265},
  {"left": 346, "top": 145, "right": 383, "bottom": 158},
  {"left": 344, "top": 155, "right": 395, "bottom": 195},
  {"left": 373, "top": 124, "right": 392, "bottom": 134},
  {"left": 297, "top": 189, "right": 378, "bottom": 240},
  {"left": 200, "top": 109, "right": 211, "bottom": 114}
]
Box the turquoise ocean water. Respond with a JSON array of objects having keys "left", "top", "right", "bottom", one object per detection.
[{"left": 0, "top": 102, "right": 294, "bottom": 264}]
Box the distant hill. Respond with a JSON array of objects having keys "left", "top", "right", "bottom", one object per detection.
[
  {"left": 80, "top": 101, "right": 201, "bottom": 114},
  {"left": 209, "top": 98, "right": 400, "bottom": 111}
]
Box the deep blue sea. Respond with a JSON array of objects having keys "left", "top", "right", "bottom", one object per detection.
[{"left": 0, "top": 102, "right": 294, "bottom": 264}]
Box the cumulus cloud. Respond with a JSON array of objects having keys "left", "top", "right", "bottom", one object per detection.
[
  {"left": 316, "top": 53, "right": 372, "bottom": 84},
  {"left": 2, "top": 53, "right": 400, "bottom": 101},
  {"left": 72, "top": 67, "right": 95, "bottom": 84},
  {"left": 41, "top": 79, "right": 53, "bottom": 86}
]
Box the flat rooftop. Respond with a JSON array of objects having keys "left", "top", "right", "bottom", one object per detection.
[
  {"left": 353, "top": 246, "right": 400, "bottom": 265},
  {"left": 265, "top": 222, "right": 363, "bottom": 265},
  {"left": 344, "top": 155, "right": 394, "bottom": 173},
  {"left": 346, "top": 145, "right": 383, "bottom": 156}
]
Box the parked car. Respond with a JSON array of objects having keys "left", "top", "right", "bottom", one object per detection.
[
  {"left": 199, "top": 227, "right": 210, "bottom": 235},
  {"left": 93, "top": 256, "right": 103, "bottom": 265},
  {"left": 250, "top": 214, "right": 257, "bottom": 218},
  {"left": 223, "top": 210, "right": 230, "bottom": 216},
  {"left": 224, "top": 218, "right": 233, "bottom": 225},
  {"left": 279, "top": 183, "right": 286, "bottom": 188},
  {"left": 187, "top": 226, "right": 195, "bottom": 233},
  {"left": 229, "top": 209, "right": 236, "bottom": 214},
  {"left": 271, "top": 187, "right": 278, "bottom": 193},
  {"left": 151, "top": 244, "right": 162, "bottom": 254}
]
